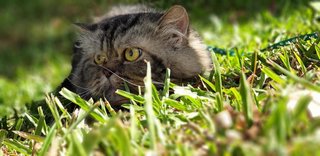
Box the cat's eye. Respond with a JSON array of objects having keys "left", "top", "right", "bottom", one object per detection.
[
  {"left": 74, "top": 41, "right": 81, "bottom": 49},
  {"left": 94, "top": 53, "right": 107, "bottom": 65},
  {"left": 124, "top": 48, "right": 142, "bottom": 62}
]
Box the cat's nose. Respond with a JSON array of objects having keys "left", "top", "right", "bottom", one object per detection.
[{"left": 102, "top": 69, "right": 112, "bottom": 77}]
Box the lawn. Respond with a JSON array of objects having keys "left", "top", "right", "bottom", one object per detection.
[{"left": 1, "top": 0, "right": 320, "bottom": 155}]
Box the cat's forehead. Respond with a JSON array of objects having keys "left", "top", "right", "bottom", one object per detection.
[
  {"left": 77, "top": 12, "right": 163, "bottom": 56},
  {"left": 100, "top": 13, "right": 162, "bottom": 46},
  {"left": 98, "top": 12, "right": 162, "bottom": 27}
]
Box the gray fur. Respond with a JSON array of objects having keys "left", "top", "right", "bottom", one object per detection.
[{"left": 66, "top": 5, "right": 212, "bottom": 105}]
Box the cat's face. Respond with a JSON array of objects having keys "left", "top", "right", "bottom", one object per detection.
[{"left": 67, "top": 5, "right": 212, "bottom": 105}]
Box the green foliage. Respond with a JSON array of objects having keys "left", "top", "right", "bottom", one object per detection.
[{"left": 1, "top": 0, "right": 320, "bottom": 155}]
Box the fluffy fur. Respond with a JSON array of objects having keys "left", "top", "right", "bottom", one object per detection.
[{"left": 62, "top": 5, "right": 212, "bottom": 106}]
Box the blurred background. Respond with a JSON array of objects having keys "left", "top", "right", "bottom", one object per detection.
[{"left": 0, "top": 0, "right": 315, "bottom": 116}]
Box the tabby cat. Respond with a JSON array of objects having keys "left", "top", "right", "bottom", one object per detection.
[{"left": 61, "top": 5, "right": 212, "bottom": 106}]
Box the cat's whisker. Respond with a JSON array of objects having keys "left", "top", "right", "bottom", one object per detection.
[
  {"left": 70, "top": 73, "right": 83, "bottom": 80},
  {"left": 102, "top": 90, "right": 107, "bottom": 98},
  {"left": 63, "top": 101, "right": 75, "bottom": 109},
  {"left": 76, "top": 90, "right": 91, "bottom": 97},
  {"left": 98, "top": 65, "right": 142, "bottom": 87},
  {"left": 98, "top": 65, "right": 165, "bottom": 87},
  {"left": 151, "top": 81, "right": 164, "bottom": 86},
  {"left": 66, "top": 77, "right": 91, "bottom": 91}
]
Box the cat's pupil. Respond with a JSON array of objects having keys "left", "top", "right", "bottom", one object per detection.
[{"left": 128, "top": 50, "right": 134, "bottom": 56}]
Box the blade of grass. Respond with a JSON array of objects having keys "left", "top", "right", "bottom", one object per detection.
[
  {"left": 24, "top": 113, "right": 38, "bottom": 128},
  {"left": 164, "top": 98, "right": 187, "bottom": 111},
  {"left": 59, "top": 88, "right": 106, "bottom": 123},
  {"left": 235, "top": 48, "right": 243, "bottom": 69},
  {"left": 112, "top": 120, "right": 133, "bottom": 156},
  {"left": 199, "top": 75, "right": 216, "bottom": 92},
  {"left": 54, "top": 97, "right": 72, "bottom": 120},
  {"left": 257, "top": 72, "right": 266, "bottom": 89},
  {"left": 271, "top": 98, "right": 288, "bottom": 144},
  {"left": 13, "top": 117, "right": 24, "bottom": 140},
  {"left": 229, "top": 87, "right": 242, "bottom": 110},
  {"left": 215, "top": 93, "right": 223, "bottom": 112},
  {"left": 82, "top": 118, "right": 116, "bottom": 154},
  {"left": 71, "top": 131, "right": 87, "bottom": 156},
  {"left": 250, "top": 51, "right": 259, "bottom": 86},
  {"left": 184, "top": 96, "right": 202, "bottom": 109},
  {"left": 211, "top": 52, "right": 223, "bottom": 111},
  {"left": 35, "top": 107, "right": 46, "bottom": 135},
  {"left": 45, "top": 94, "right": 62, "bottom": 129},
  {"left": 239, "top": 69, "right": 254, "bottom": 126},
  {"left": 292, "top": 50, "right": 307, "bottom": 74},
  {"left": 64, "top": 102, "right": 100, "bottom": 138},
  {"left": 199, "top": 110, "right": 216, "bottom": 133},
  {"left": 293, "top": 95, "right": 312, "bottom": 119},
  {"left": 152, "top": 84, "right": 161, "bottom": 114},
  {"left": 12, "top": 131, "right": 44, "bottom": 142},
  {"left": 103, "top": 99, "right": 116, "bottom": 117},
  {"left": 279, "top": 49, "right": 291, "bottom": 71},
  {"left": 3, "top": 139, "right": 32, "bottom": 155},
  {"left": 130, "top": 105, "right": 140, "bottom": 142},
  {"left": 38, "top": 124, "right": 57, "bottom": 156},
  {"left": 144, "top": 61, "right": 157, "bottom": 150},
  {"left": 261, "top": 66, "right": 286, "bottom": 84},
  {"left": 116, "top": 90, "right": 145, "bottom": 104},
  {"left": 0, "top": 129, "right": 8, "bottom": 144},
  {"left": 99, "top": 99, "right": 108, "bottom": 115},
  {"left": 315, "top": 44, "right": 320, "bottom": 60},
  {"left": 267, "top": 60, "right": 320, "bottom": 92},
  {"left": 162, "top": 68, "right": 171, "bottom": 98}
]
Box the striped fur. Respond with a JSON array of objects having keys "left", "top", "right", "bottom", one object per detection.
[{"left": 64, "top": 5, "right": 212, "bottom": 106}]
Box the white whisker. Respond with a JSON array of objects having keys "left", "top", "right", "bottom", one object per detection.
[
  {"left": 98, "top": 65, "right": 142, "bottom": 87},
  {"left": 66, "top": 77, "right": 91, "bottom": 91},
  {"left": 98, "top": 65, "right": 164, "bottom": 87}
]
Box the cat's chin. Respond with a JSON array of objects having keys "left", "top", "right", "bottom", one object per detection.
[
  {"left": 105, "top": 90, "right": 129, "bottom": 107},
  {"left": 109, "top": 98, "right": 130, "bottom": 106}
]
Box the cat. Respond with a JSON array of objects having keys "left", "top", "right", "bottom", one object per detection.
[{"left": 60, "top": 5, "right": 212, "bottom": 107}]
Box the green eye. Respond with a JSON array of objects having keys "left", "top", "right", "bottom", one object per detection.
[{"left": 124, "top": 48, "right": 142, "bottom": 62}]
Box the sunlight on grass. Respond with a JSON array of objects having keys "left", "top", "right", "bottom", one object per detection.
[{"left": 1, "top": 0, "right": 320, "bottom": 155}]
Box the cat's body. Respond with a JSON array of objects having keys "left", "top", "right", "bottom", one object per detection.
[{"left": 61, "top": 5, "right": 212, "bottom": 106}]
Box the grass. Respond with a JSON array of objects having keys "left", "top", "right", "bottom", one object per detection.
[{"left": 1, "top": 0, "right": 320, "bottom": 155}]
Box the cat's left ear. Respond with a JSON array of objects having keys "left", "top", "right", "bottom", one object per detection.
[{"left": 158, "top": 5, "right": 189, "bottom": 42}]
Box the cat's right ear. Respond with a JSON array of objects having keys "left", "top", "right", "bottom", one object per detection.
[{"left": 73, "top": 23, "right": 98, "bottom": 54}]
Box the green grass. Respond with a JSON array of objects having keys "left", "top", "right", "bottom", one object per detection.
[{"left": 1, "top": 0, "right": 320, "bottom": 155}]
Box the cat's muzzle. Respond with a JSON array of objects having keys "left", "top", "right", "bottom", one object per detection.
[{"left": 103, "top": 73, "right": 129, "bottom": 106}]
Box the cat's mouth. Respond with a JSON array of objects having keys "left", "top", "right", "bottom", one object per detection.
[
  {"left": 100, "top": 71, "right": 131, "bottom": 106},
  {"left": 104, "top": 87, "right": 129, "bottom": 106}
]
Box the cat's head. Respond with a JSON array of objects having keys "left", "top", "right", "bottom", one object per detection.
[{"left": 67, "top": 5, "right": 212, "bottom": 105}]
